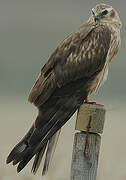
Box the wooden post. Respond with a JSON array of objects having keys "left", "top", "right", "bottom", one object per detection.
[{"left": 71, "top": 104, "right": 106, "bottom": 180}]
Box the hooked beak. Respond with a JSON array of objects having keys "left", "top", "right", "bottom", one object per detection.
[{"left": 94, "top": 12, "right": 100, "bottom": 22}]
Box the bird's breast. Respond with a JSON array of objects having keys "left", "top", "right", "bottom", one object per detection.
[
  {"left": 89, "top": 26, "right": 120, "bottom": 95},
  {"left": 89, "top": 63, "right": 109, "bottom": 94}
]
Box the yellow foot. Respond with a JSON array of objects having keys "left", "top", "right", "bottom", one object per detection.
[{"left": 84, "top": 97, "right": 103, "bottom": 106}]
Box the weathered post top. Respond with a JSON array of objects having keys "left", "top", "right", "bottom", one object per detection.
[
  {"left": 76, "top": 104, "right": 106, "bottom": 134},
  {"left": 71, "top": 103, "right": 106, "bottom": 180}
]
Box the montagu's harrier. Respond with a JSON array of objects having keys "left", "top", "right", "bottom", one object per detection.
[{"left": 7, "top": 3, "right": 122, "bottom": 175}]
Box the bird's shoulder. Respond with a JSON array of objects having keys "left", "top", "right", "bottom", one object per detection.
[{"left": 28, "top": 22, "right": 111, "bottom": 106}]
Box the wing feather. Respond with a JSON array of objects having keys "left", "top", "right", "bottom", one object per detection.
[{"left": 28, "top": 23, "right": 111, "bottom": 107}]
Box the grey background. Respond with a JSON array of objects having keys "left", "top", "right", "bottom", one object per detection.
[{"left": 0, "top": 0, "right": 126, "bottom": 180}]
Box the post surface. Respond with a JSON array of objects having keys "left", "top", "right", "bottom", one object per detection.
[{"left": 71, "top": 104, "right": 106, "bottom": 180}]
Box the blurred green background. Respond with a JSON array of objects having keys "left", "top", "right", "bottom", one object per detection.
[{"left": 0, "top": 0, "right": 126, "bottom": 180}]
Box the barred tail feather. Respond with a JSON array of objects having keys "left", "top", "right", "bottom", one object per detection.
[
  {"left": 16, "top": 95, "right": 83, "bottom": 173},
  {"left": 6, "top": 125, "right": 34, "bottom": 165},
  {"left": 31, "top": 129, "right": 61, "bottom": 175},
  {"left": 6, "top": 91, "right": 87, "bottom": 174},
  {"left": 42, "top": 129, "right": 61, "bottom": 175},
  {"left": 31, "top": 143, "right": 47, "bottom": 174}
]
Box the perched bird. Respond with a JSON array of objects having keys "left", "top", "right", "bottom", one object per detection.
[{"left": 7, "top": 3, "right": 122, "bottom": 176}]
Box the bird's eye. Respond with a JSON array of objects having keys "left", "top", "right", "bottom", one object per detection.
[{"left": 102, "top": 10, "right": 108, "bottom": 16}]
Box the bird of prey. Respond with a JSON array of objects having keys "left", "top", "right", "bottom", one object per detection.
[{"left": 7, "top": 3, "right": 122, "bottom": 176}]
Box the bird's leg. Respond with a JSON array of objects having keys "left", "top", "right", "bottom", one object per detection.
[
  {"left": 84, "top": 96, "right": 103, "bottom": 106},
  {"left": 85, "top": 96, "right": 96, "bottom": 104}
]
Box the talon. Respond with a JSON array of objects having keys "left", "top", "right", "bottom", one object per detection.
[
  {"left": 95, "top": 103, "right": 104, "bottom": 106},
  {"left": 85, "top": 96, "right": 90, "bottom": 103},
  {"left": 84, "top": 96, "right": 103, "bottom": 106}
]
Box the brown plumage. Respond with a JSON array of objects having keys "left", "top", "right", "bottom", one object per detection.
[{"left": 6, "top": 3, "right": 122, "bottom": 175}]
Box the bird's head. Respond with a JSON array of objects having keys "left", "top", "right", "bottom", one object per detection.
[{"left": 90, "top": 3, "right": 122, "bottom": 29}]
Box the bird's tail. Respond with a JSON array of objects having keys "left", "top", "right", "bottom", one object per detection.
[
  {"left": 32, "top": 129, "right": 61, "bottom": 175},
  {"left": 6, "top": 93, "right": 86, "bottom": 174},
  {"left": 6, "top": 124, "right": 34, "bottom": 166},
  {"left": 6, "top": 124, "right": 61, "bottom": 174}
]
